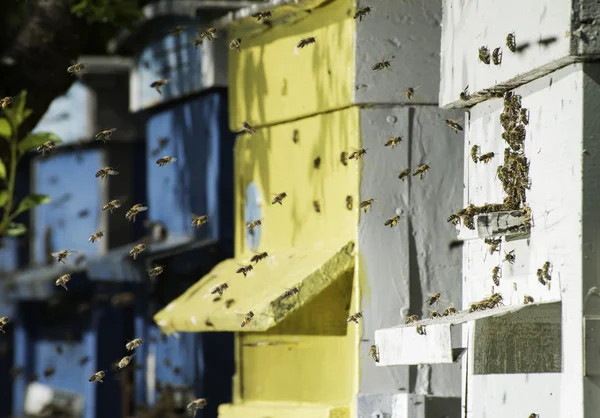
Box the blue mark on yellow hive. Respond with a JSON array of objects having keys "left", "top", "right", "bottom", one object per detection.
[{"left": 244, "top": 183, "right": 262, "bottom": 251}]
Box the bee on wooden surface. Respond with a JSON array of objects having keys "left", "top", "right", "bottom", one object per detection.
[
  {"left": 297, "top": 37, "right": 316, "bottom": 49},
  {"left": 445, "top": 119, "right": 463, "bottom": 133},
  {"left": 429, "top": 310, "right": 442, "bottom": 319},
  {"left": 246, "top": 219, "right": 262, "bottom": 232},
  {"left": 126, "top": 203, "right": 148, "bottom": 222},
  {"left": 443, "top": 305, "right": 457, "bottom": 316},
  {"left": 95, "top": 167, "right": 119, "bottom": 179},
  {"left": 170, "top": 25, "right": 186, "bottom": 35},
  {"left": 523, "top": 295, "right": 534, "bottom": 305},
  {"left": 241, "top": 311, "right": 254, "bottom": 327},
  {"left": 470, "top": 145, "right": 480, "bottom": 163},
  {"left": 404, "top": 315, "right": 420, "bottom": 325},
  {"left": 359, "top": 198, "right": 377, "bottom": 213},
  {"left": 156, "top": 156, "right": 177, "bottom": 167},
  {"left": 89, "top": 370, "right": 105, "bottom": 383},
  {"left": 384, "top": 136, "right": 402, "bottom": 149},
  {"left": 126, "top": 338, "right": 143, "bottom": 351},
  {"left": 354, "top": 6, "right": 372, "bottom": 21},
  {"left": 460, "top": 86, "right": 471, "bottom": 101},
  {"left": 416, "top": 324, "right": 426, "bottom": 335},
  {"left": 51, "top": 250, "right": 76, "bottom": 264},
  {"left": 520, "top": 108, "right": 529, "bottom": 125},
  {"left": 211, "top": 283, "right": 229, "bottom": 297},
  {"left": 251, "top": 252, "right": 268, "bottom": 264},
  {"left": 506, "top": 32, "right": 517, "bottom": 52},
  {"left": 542, "top": 261, "right": 552, "bottom": 281},
  {"left": 198, "top": 27, "right": 218, "bottom": 41},
  {"left": 187, "top": 398, "right": 208, "bottom": 416},
  {"left": 492, "top": 47, "right": 502, "bottom": 65},
  {"left": 150, "top": 79, "right": 169, "bottom": 94},
  {"left": 292, "top": 129, "right": 300, "bottom": 144},
  {"left": 347, "top": 311, "right": 364, "bottom": 324},
  {"left": 117, "top": 354, "right": 135, "bottom": 370},
  {"left": 313, "top": 156, "right": 321, "bottom": 169},
  {"left": 191, "top": 214, "right": 209, "bottom": 227},
  {"left": 346, "top": 195, "right": 353, "bottom": 210},
  {"left": 229, "top": 38, "right": 242, "bottom": 52},
  {"left": 369, "top": 344, "right": 380, "bottom": 362},
  {"left": 447, "top": 213, "right": 460, "bottom": 226},
  {"left": 413, "top": 163, "right": 430, "bottom": 180},
  {"left": 225, "top": 299, "right": 235, "bottom": 309},
  {"left": 271, "top": 192, "right": 287, "bottom": 205},
  {"left": 252, "top": 11, "right": 272, "bottom": 21},
  {"left": 479, "top": 152, "right": 495, "bottom": 164},
  {"left": 55, "top": 274, "right": 71, "bottom": 291},
  {"left": 504, "top": 250, "right": 516, "bottom": 264},
  {"left": 236, "top": 264, "right": 254, "bottom": 277},
  {"left": 146, "top": 265, "right": 164, "bottom": 278},
  {"left": 129, "top": 243, "right": 146, "bottom": 260},
  {"left": 478, "top": 46, "right": 491, "bottom": 64},
  {"left": 349, "top": 148, "right": 368, "bottom": 160},
  {"left": 95, "top": 128, "right": 117, "bottom": 143},
  {"left": 102, "top": 199, "right": 121, "bottom": 213},
  {"left": 491, "top": 266, "right": 501, "bottom": 286},
  {"left": 239, "top": 121, "right": 257, "bottom": 134},
  {"left": 43, "top": 367, "right": 56, "bottom": 378},
  {"left": 372, "top": 57, "right": 392, "bottom": 71},
  {"left": 280, "top": 287, "right": 299, "bottom": 300},
  {"left": 384, "top": 215, "right": 401, "bottom": 227},
  {"left": 0, "top": 96, "right": 13, "bottom": 108},
  {"left": 313, "top": 200, "right": 321, "bottom": 213},
  {"left": 36, "top": 140, "right": 57, "bottom": 155},
  {"left": 398, "top": 168, "right": 411, "bottom": 181},
  {"left": 536, "top": 268, "right": 546, "bottom": 286},
  {"left": 404, "top": 88, "right": 415, "bottom": 100},
  {"left": 67, "top": 62, "right": 85, "bottom": 75}
]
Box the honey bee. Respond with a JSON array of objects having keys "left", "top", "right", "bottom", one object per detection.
[
  {"left": 156, "top": 156, "right": 177, "bottom": 166},
  {"left": 443, "top": 305, "right": 457, "bottom": 316},
  {"left": 413, "top": 163, "right": 430, "bottom": 180},
  {"left": 117, "top": 354, "right": 135, "bottom": 370},
  {"left": 340, "top": 152, "right": 348, "bottom": 166},
  {"left": 479, "top": 152, "right": 495, "bottom": 164},
  {"left": 416, "top": 324, "right": 426, "bottom": 335},
  {"left": 542, "top": 261, "right": 552, "bottom": 281},
  {"left": 146, "top": 265, "right": 164, "bottom": 278},
  {"left": 504, "top": 250, "right": 515, "bottom": 264},
  {"left": 280, "top": 287, "right": 299, "bottom": 300},
  {"left": 129, "top": 243, "right": 146, "bottom": 260},
  {"left": 523, "top": 295, "right": 534, "bottom": 304},
  {"left": 43, "top": 367, "right": 56, "bottom": 378},
  {"left": 236, "top": 264, "right": 254, "bottom": 277},
  {"left": 67, "top": 62, "right": 85, "bottom": 75},
  {"left": 150, "top": 79, "right": 169, "bottom": 94},
  {"left": 193, "top": 37, "right": 204, "bottom": 48},
  {"left": 404, "top": 88, "right": 415, "bottom": 100},
  {"left": 102, "top": 199, "right": 121, "bottom": 213},
  {"left": 506, "top": 32, "right": 517, "bottom": 52},
  {"left": 485, "top": 237, "right": 501, "bottom": 254},
  {"left": 297, "top": 37, "right": 316, "bottom": 49},
  {"left": 229, "top": 38, "right": 242, "bottom": 52},
  {"left": 211, "top": 283, "right": 229, "bottom": 297},
  {"left": 404, "top": 315, "right": 420, "bottom": 325},
  {"left": 241, "top": 311, "right": 254, "bottom": 327},
  {"left": 369, "top": 344, "right": 380, "bottom": 362},
  {"left": 191, "top": 214, "right": 209, "bottom": 227},
  {"left": 94, "top": 128, "right": 117, "bottom": 143},
  {"left": 170, "top": 25, "right": 186, "bottom": 35},
  {"left": 292, "top": 129, "right": 300, "bottom": 144},
  {"left": 246, "top": 219, "right": 261, "bottom": 232},
  {"left": 89, "top": 371, "right": 105, "bottom": 383},
  {"left": 197, "top": 27, "right": 218, "bottom": 41},
  {"left": 536, "top": 268, "right": 546, "bottom": 286},
  {"left": 478, "top": 46, "right": 491, "bottom": 64},
  {"left": 470, "top": 145, "right": 480, "bottom": 163},
  {"left": 346, "top": 195, "right": 353, "bottom": 210},
  {"left": 429, "top": 310, "right": 442, "bottom": 319},
  {"left": 36, "top": 140, "right": 56, "bottom": 155},
  {"left": 460, "top": 86, "right": 470, "bottom": 101},
  {"left": 354, "top": 6, "right": 372, "bottom": 21},
  {"left": 426, "top": 292, "right": 441, "bottom": 306},
  {"left": 313, "top": 200, "right": 321, "bottom": 213},
  {"left": 491, "top": 266, "right": 501, "bottom": 286},
  {"left": 384, "top": 136, "right": 402, "bottom": 149},
  {"left": 272, "top": 192, "right": 287, "bottom": 205},
  {"left": 445, "top": 119, "right": 463, "bottom": 133},
  {"left": 492, "top": 47, "right": 502, "bottom": 65},
  {"left": 125, "top": 204, "right": 148, "bottom": 222},
  {"left": 51, "top": 250, "right": 76, "bottom": 264},
  {"left": 359, "top": 198, "right": 377, "bottom": 213},
  {"left": 347, "top": 311, "right": 364, "bottom": 324},
  {"left": 251, "top": 11, "right": 272, "bottom": 21},
  {"left": 225, "top": 299, "right": 235, "bottom": 309},
  {"left": 55, "top": 274, "right": 71, "bottom": 291},
  {"left": 314, "top": 156, "right": 321, "bottom": 169},
  {"left": 385, "top": 215, "right": 401, "bottom": 227},
  {"left": 250, "top": 252, "right": 268, "bottom": 264},
  {"left": 239, "top": 121, "right": 256, "bottom": 134},
  {"left": 520, "top": 108, "right": 529, "bottom": 125},
  {"left": 95, "top": 167, "right": 119, "bottom": 180},
  {"left": 349, "top": 148, "right": 367, "bottom": 160},
  {"left": 126, "top": 338, "right": 143, "bottom": 351},
  {"left": 372, "top": 58, "right": 392, "bottom": 71},
  {"left": 398, "top": 168, "right": 411, "bottom": 181},
  {"left": 0, "top": 96, "right": 13, "bottom": 108},
  {"left": 447, "top": 214, "right": 460, "bottom": 225}
]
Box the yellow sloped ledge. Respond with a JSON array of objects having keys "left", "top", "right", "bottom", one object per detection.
[
  {"left": 153, "top": 240, "right": 355, "bottom": 332},
  {"left": 218, "top": 401, "right": 349, "bottom": 418}
]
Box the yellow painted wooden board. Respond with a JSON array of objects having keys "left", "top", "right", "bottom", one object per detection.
[
  {"left": 219, "top": 401, "right": 349, "bottom": 418},
  {"left": 227, "top": 0, "right": 356, "bottom": 129},
  {"left": 153, "top": 240, "right": 354, "bottom": 332}
]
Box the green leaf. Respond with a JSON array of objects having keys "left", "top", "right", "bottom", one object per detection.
[
  {"left": 13, "top": 194, "right": 51, "bottom": 217},
  {"left": 5, "top": 222, "right": 26, "bottom": 237},
  {"left": 0, "top": 118, "right": 10, "bottom": 139},
  {"left": 18, "top": 132, "right": 62, "bottom": 155},
  {"left": 0, "top": 159, "right": 5, "bottom": 180},
  {"left": 2, "top": 90, "right": 30, "bottom": 128},
  {"left": 0, "top": 191, "right": 7, "bottom": 208}
]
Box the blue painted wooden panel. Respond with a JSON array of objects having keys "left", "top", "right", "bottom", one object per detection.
[
  {"left": 33, "top": 82, "right": 93, "bottom": 145},
  {"left": 32, "top": 150, "right": 103, "bottom": 265},
  {"left": 145, "top": 91, "right": 234, "bottom": 243},
  {"left": 0, "top": 238, "right": 19, "bottom": 272}
]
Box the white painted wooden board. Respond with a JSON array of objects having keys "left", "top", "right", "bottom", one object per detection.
[{"left": 439, "top": 0, "right": 600, "bottom": 108}]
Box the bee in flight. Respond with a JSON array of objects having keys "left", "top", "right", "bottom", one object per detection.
[
  {"left": 67, "top": 61, "right": 85, "bottom": 75},
  {"left": 55, "top": 274, "right": 71, "bottom": 291},
  {"left": 404, "top": 87, "right": 415, "bottom": 100},
  {"left": 192, "top": 214, "right": 209, "bottom": 227},
  {"left": 126, "top": 338, "right": 143, "bottom": 351},
  {"left": 241, "top": 311, "right": 254, "bottom": 327},
  {"left": 506, "top": 32, "right": 517, "bottom": 53},
  {"left": 368, "top": 344, "right": 380, "bottom": 362},
  {"left": 252, "top": 11, "right": 272, "bottom": 21},
  {"left": 372, "top": 57, "right": 392, "bottom": 71},
  {"left": 479, "top": 152, "right": 495, "bottom": 164},
  {"left": 426, "top": 292, "right": 441, "bottom": 306},
  {"left": 384, "top": 136, "right": 402, "bottom": 149},
  {"left": 246, "top": 219, "right": 262, "bottom": 232},
  {"left": 229, "top": 38, "right": 242, "bottom": 52},
  {"left": 95, "top": 128, "right": 117, "bottom": 143},
  {"left": 0, "top": 316, "right": 9, "bottom": 333},
  {"left": 445, "top": 119, "right": 463, "bottom": 133},
  {"left": 272, "top": 192, "right": 287, "bottom": 205},
  {"left": 280, "top": 287, "right": 299, "bottom": 301},
  {"left": 251, "top": 252, "right": 268, "bottom": 264},
  {"left": 239, "top": 121, "right": 256, "bottom": 134},
  {"left": 398, "top": 168, "right": 410, "bottom": 181},
  {"left": 129, "top": 243, "right": 146, "bottom": 260},
  {"left": 198, "top": 27, "right": 218, "bottom": 41},
  {"left": 88, "top": 230, "right": 104, "bottom": 243},
  {"left": 359, "top": 198, "right": 377, "bottom": 213},
  {"left": 51, "top": 249, "right": 77, "bottom": 264},
  {"left": 36, "top": 140, "right": 57, "bottom": 156},
  {"left": 385, "top": 215, "right": 401, "bottom": 227},
  {"left": 0, "top": 96, "right": 13, "bottom": 108},
  {"left": 347, "top": 311, "right": 363, "bottom": 324},
  {"left": 170, "top": 25, "right": 187, "bottom": 35},
  {"left": 211, "top": 283, "right": 229, "bottom": 297},
  {"left": 125, "top": 204, "right": 148, "bottom": 222},
  {"left": 89, "top": 370, "right": 106, "bottom": 383},
  {"left": 236, "top": 264, "right": 254, "bottom": 277},
  {"left": 297, "top": 37, "right": 316, "bottom": 49},
  {"left": 354, "top": 6, "right": 371, "bottom": 21},
  {"left": 95, "top": 167, "right": 119, "bottom": 179},
  {"left": 478, "top": 46, "right": 491, "bottom": 64},
  {"left": 117, "top": 354, "right": 135, "bottom": 370},
  {"left": 504, "top": 250, "right": 515, "bottom": 264},
  {"left": 156, "top": 156, "right": 177, "bottom": 166},
  {"left": 146, "top": 265, "right": 164, "bottom": 278},
  {"left": 150, "top": 79, "right": 169, "bottom": 94},
  {"left": 460, "top": 85, "right": 470, "bottom": 101},
  {"left": 225, "top": 299, "right": 235, "bottom": 309},
  {"left": 349, "top": 148, "right": 367, "bottom": 160},
  {"left": 413, "top": 163, "right": 430, "bottom": 180}
]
